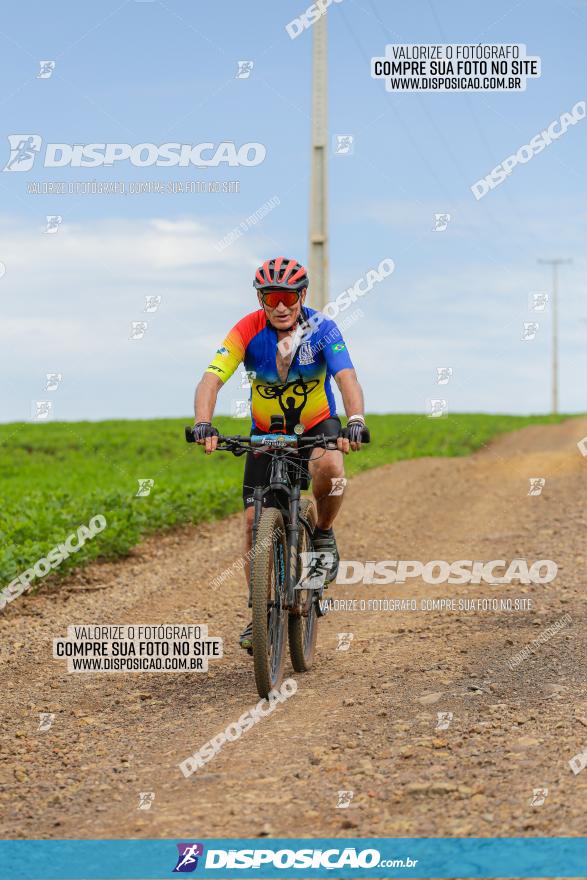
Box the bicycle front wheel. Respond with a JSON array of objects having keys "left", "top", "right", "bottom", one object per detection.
[
  {"left": 288, "top": 498, "right": 319, "bottom": 672},
  {"left": 251, "top": 507, "right": 288, "bottom": 698}
]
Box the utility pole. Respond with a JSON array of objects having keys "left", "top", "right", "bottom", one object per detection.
[
  {"left": 538, "top": 258, "right": 572, "bottom": 414},
  {"left": 308, "top": 13, "right": 328, "bottom": 309}
]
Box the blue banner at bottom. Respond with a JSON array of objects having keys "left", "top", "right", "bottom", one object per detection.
[{"left": 0, "top": 838, "right": 585, "bottom": 879}]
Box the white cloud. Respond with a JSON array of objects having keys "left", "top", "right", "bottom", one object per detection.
[{"left": 1, "top": 214, "right": 585, "bottom": 420}]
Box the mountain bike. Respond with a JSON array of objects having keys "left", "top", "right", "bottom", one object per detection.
[{"left": 185, "top": 419, "right": 370, "bottom": 697}]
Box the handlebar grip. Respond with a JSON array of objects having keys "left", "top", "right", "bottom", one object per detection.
[
  {"left": 185, "top": 426, "right": 196, "bottom": 443},
  {"left": 341, "top": 426, "right": 371, "bottom": 443}
]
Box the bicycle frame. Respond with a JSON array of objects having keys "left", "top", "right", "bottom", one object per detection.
[
  {"left": 250, "top": 450, "right": 314, "bottom": 613},
  {"left": 185, "top": 424, "right": 369, "bottom": 612}
]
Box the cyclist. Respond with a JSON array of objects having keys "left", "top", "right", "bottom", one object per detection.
[{"left": 193, "top": 257, "right": 367, "bottom": 650}]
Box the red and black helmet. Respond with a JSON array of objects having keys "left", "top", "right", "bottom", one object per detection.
[{"left": 253, "top": 257, "right": 309, "bottom": 292}]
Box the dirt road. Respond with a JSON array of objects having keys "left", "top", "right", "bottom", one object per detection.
[{"left": 1, "top": 418, "right": 587, "bottom": 839}]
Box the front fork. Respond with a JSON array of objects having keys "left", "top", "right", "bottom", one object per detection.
[
  {"left": 248, "top": 486, "right": 264, "bottom": 609},
  {"left": 285, "top": 486, "right": 300, "bottom": 611}
]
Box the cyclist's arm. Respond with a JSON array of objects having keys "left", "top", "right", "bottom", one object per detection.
[
  {"left": 196, "top": 321, "right": 247, "bottom": 421},
  {"left": 193, "top": 320, "right": 247, "bottom": 453},
  {"left": 194, "top": 372, "right": 223, "bottom": 423},
  {"left": 334, "top": 367, "right": 364, "bottom": 419},
  {"left": 193, "top": 373, "right": 222, "bottom": 454}
]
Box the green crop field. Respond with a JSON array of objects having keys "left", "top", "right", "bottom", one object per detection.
[{"left": 0, "top": 413, "right": 572, "bottom": 589}]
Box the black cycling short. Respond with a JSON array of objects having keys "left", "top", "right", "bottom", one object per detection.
[{"left": 242, "top": 416, "right": 341, "bottom": 509}]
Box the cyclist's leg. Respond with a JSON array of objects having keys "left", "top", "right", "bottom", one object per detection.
[
  {"left": 309, "top": 449, "right": 345, "bottom": 528},
  {"left": 305, "top": 417, "right": 344, "bottom": 583},
  {"left": 306, "top": 417, "right": 346, "bottom": 529}
]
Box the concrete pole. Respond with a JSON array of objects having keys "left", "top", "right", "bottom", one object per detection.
[
  {"left": 308, "top": 13, "right": 328, "bottom": 310},
  {"left": 538, "top": 258, "right": 572, "bottom": 414}
]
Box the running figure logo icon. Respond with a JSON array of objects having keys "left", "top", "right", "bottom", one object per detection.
[
  {"left": 336, "top": 790, "right": 354, "bottom": 808},
  {"left": 333, "top": 135, "right": 354, "bottom": 155},
  {"left": 37, "top": 61, "right": 56, "bottom": 79},
  {"left": 3, "top": 134, "right": 42, "bottom": 172},
  {"left": 45, "top": 215, "right": 62, "bottom": 234},
  {"left": 173, "top": 843, "right": 204, "bottom": 873},
  {"left": 433, "top": 212, "right": 451, "bottom": 232},
  {"left": 236, "top": 60, "right": 254, "bottom": 79},
  {"left": 298, "top": 551, "right": 334, "bottom": 591},
  {"left": 529, "top": 787, "right": 549, "bottom": 807}
]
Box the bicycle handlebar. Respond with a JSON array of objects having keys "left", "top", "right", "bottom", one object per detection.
[{"left": 184, "top": 425, "right": 370, "bottom": 447}]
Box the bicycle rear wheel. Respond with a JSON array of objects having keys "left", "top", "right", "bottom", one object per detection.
[
  {"left": 251, "top": 507, "right": 288, "bottom": 698},
  {"left": 288, "top": 498, "right": 319, "bottom": 672}
]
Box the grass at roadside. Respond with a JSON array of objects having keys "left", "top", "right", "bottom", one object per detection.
[{"left": 0, "top": 413, "right": 573, "bottom": 586}]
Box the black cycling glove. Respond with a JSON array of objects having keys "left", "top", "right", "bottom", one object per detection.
[
  {"left": 346, "top": 417, "right": 366, "bottom": 445},
  {"left": 193, "top": 421, "right": 219, "bottom": 442}
]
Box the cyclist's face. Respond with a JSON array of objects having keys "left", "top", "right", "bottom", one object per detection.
[{"left": 258, "top": 288, "right": 306, "bottom": 331}]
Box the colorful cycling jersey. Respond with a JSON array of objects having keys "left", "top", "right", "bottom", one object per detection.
[{"left": 205, "top": 307, "right": 354, "bottom": 432}]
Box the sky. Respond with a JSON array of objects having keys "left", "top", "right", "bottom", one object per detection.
[{"left": 1, "top": 0, "right": 586, "bottom": 421}]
